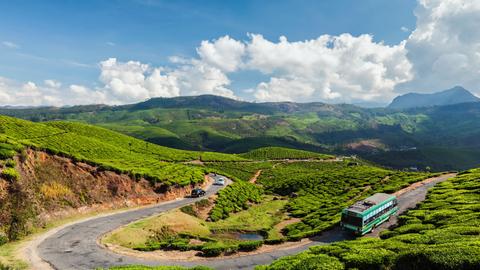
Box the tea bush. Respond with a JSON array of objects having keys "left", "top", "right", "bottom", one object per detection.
[
  {"left": 209, "top": 181, "right": 263, "bottom": 221},
  {"left": 0, "top": 168, "right": 19, "bottom": 182},
  {"left": 240, "top": 147, "right": 334, "bottom": 160},
  {"left": 238, "top": 240, "right": 263, "bottom": 251}
]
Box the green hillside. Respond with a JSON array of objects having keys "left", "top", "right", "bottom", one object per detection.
[
  {"left": 258, "top": 169, "right": 480, "bottom": 270},
  {"left": 0, "top": 115, "right": 244, "bottom": 186},
  {"left": 3, "top": 95, "right": 480, "bottom": 170},
  {"left": 240, "top": 147, "right": 334, "bottom": 160}
]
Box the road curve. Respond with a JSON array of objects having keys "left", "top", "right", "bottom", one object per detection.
[{"left": 36, "top": 173, "right": 456, "bottom": 270}]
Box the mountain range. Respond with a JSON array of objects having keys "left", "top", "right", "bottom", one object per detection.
[{"left": 388, "top": 86, "right": 479, "bottom": 109}]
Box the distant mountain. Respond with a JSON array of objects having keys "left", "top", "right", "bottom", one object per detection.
[{"left": 388, "top": 86, "right": 480, "bottom": 109}]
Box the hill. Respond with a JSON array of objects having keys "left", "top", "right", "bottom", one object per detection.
[
  {"left": 2, "top": 94, "right": 480, "bottom": 171},
  {"left": 388, "top": 86, "right": 480, "bottom": 109},
  {"left": 0, "top": 115, "right": 243, "bottom": 186}
]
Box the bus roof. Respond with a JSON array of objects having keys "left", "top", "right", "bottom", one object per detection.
[{"left": 345, "top": 193, "right": 395, "bottom": 214}]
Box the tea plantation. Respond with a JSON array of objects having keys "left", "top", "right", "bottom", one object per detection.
[
  {"left": 257, "top": 169, "right": 480, "bottom": 270},
  {"left": 0, "top": 115, "right": 244, "bottom": 186},
  {"left": 240, "top": 147, "right": 334, "bottom": 160},
  {"left": 256, "top": 161, "right": 434, "bottom": 239}
]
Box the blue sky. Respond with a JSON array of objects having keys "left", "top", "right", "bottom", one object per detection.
[
  {"left": 0, "top": 0, "right": 477, "bottom": 106},
  {"left": 0, "top": 0, "right": 415, "bottom": 87}
]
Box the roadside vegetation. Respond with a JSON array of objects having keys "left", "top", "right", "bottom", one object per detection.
[{"left": 257, "top": 168, "right": 480, "bottom": 270}]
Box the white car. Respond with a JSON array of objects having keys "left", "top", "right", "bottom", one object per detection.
[{"left": 214, "top": 178, "right": 226, "bottom": 186}]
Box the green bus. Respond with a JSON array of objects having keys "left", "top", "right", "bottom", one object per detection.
[{"left": 340, "top": 193, "right": 398, "bottom": 235}]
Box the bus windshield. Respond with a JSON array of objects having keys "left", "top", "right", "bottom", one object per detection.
[{"left": 341, "top": 213, "right": 363, "bottom": 227}]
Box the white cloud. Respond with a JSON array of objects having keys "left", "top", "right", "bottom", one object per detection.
[
  {"left": 197, "top": 35, "right": 246, "bottom": 72},
  {"left": 247, "top": 34, "right": 412, "bottom": 102},
  {"left": 99, "top": 58, "right": 180, "bottom": 103},
  {"left": 0, "top": 78, "right": 63, "bottom": 106},
  {"left": 98, "top": 57, "right": 236, "bottom": 103},
  {"left": 44, "top": 79, "right": 62, "bottom": 89},
  {"left": 400, "top": 0, "right": 480, "bottom": 93},
  {"left": 401, "top": 26, "right": 410, "bottom": 32},
  {"left": 2, "top": 41, "right": 18, "bottom": 49}
]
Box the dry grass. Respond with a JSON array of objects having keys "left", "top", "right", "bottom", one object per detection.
[{"left": 40, "top": 181, "right": 73, "bottom": 200}]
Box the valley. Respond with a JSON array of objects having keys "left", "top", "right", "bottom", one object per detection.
[{"left": 0, "top": 94, "right": 479, "bottom": 270}]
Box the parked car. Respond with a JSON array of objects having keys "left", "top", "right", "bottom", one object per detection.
[
  {"left": 214, "top": 177, "right": 226, "bottom": 186},
  {"left": 191, "top": 188, "right": 206, "bottom": 197}
]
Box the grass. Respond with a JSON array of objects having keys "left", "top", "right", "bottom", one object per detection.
[
  {"left": 104, "top": 211, "right": 210, "bottom": 248},
  {"left": 209, "top": 197, "right": 287, "bottom": 233}
]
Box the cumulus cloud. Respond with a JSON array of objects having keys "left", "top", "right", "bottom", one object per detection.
[
  {"left": 0, "top": 78, "right": 62, "bottom": 106},
  {"left": 98, "top": 57, "right": 235, "bottom": 103},
  {"left": 400, "top": 0, "right": 480, "bottom": 93},
  {"left": 197, "top": 35, "right": 246, "bottom": 72},
  {"left": 247, "top": 34, "right": 412, "bottom": 102},
  {"left": 44, "top": 79, "right": 62, "bottom": 89}
]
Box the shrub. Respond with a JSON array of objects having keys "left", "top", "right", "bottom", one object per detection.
[
  {"left": 0, "top": 149, "right": 15, "bottom": 160},
  {"left": 257, "top": 253, "right": 345, "bottom": 270},
  {"left": 195, "top": 199, "right": 210, "bottom": 208},
  {"left": 341, "top": 248, "right": 396, "bottom": 270},
  {"left": 201, "top": 242, "right": 238, "bottom": 257},
  {"left": 394, "top": 245, "right": 480, "bottom": 270},
  {"left": 1, "top": 168, "right": 19, "bottom": 182},
  {"left": 5, "top": 159, "right": 15, "bottom": 168},
  {"left": 264, "top": 238, "right": 285, "bottom": 245},
  {"left": 180, "top": 205, "right": 197, "bottom": 217},
  {"left": 238, "top": 240, "right": 263, "bottom": 251},
  {"left": 209, "top": 181, "right": 263, "bottom": 221},
  {"left": 0, "top": 233, "right": 7, "bottom": 246}
]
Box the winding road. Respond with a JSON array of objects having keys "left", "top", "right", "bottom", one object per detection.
[{"left": 30, "top": 173, "right": 456, "bottom": 270}]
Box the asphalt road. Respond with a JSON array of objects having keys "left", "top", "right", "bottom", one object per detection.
[{"left": 37, "top": 173, "right": 455, "bottom": 270}]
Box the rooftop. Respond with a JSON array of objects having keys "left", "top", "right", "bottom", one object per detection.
[{"left": 346, "top": 193, "right": 394, "bottom": 213}]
